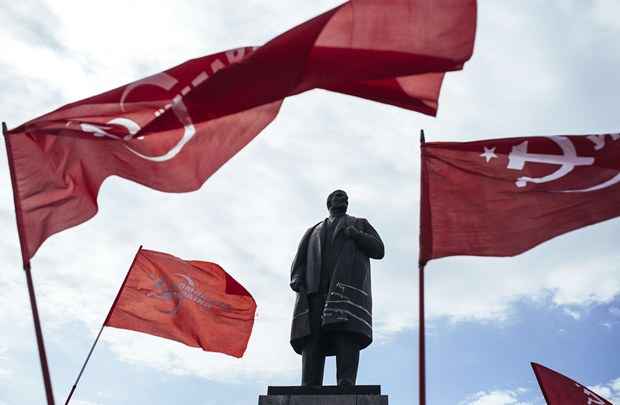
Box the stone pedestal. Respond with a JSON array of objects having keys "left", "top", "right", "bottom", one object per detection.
[{"left": 259, "top": 385, "right": 388, "bottom": 405}]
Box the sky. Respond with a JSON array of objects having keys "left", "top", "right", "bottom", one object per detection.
[{"left": 1, "top": 1, "right": 619, "bottom": 405}]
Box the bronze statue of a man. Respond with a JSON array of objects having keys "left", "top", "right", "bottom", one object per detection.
[{"left": 289, "top": 190, "right": 384, "bottom": 386}]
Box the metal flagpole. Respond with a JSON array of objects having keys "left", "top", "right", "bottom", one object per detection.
[
  {"left": 419, "top": 129, "right": 427, "bottom": 405},
  {"left": 419, "top": 261, "right": 426, "bottom": 405},
  {"left": 64, "top": 245, "right": 142, "bottom": 405},
  {"left": 3, "top": 121, "right": 56, "bottom": 405}
]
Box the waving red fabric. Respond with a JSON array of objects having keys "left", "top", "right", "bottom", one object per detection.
[
  {"left": 4, "top": 0, "right": 477, "bottom": 262},
  {"left": 532, "top": 362, "right": 612, "bottom": 405},
  {"left": 420, "top": 133, "right": 620, "bottom": 262},
  {"left": 106, "top": 248, "right": 256, "bottom": 358}
]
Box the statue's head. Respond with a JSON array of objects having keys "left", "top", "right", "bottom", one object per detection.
[{"left": 327, "top": 189, "right": 348, "bottom": 214}]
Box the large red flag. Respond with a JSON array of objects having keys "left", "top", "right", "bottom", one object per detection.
[
  {"left": 532, "top": 363, "right": 613, "bottom": 405},
  {"left": 420, "top": 133, "right": 620, "bottom": 262},
  {"left": 4, "top": 0, "right": 477, "bottom": 263},
  {"left": 105, "top": 248, "right": 256, "bottom": 358}
]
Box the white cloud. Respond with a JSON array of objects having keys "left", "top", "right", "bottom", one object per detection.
[
  {"left": 0, "top": 345, "right": 11, "bottom": 380},
  {"left": 546, "top": 261, "right": 620, "bottom": 307},
  {"left": 563, "top": 308, "right": 581, "bottom": 320},
  {"left": 612, "top": 377, "right": 620, "bottom": 392},
  {"left": 460, "top": 388, "right": 530, "bottom": 405},
  {"left": 589, "top": 0, "right": 620, "bottom": 31},
  {"left": 0, "top": 368, "right": 11, "bottom": 380},
  {"left": 419, "top": 250, "right": 620, "bottom": 326},
  {"left": 462, "top": 378, "right": 620, "bottom": 405},
  {"left": 588, "top": 377, "right": 620, "bottom": 404}
]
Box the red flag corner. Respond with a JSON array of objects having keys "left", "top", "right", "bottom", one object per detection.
[{"left": 532, "top": 362, "right": 613, "bottom": 405}]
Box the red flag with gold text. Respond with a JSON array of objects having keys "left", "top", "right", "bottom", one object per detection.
[
  {"left": 105, "top": 248, "right": 256, "bottom": 358},
  {"left": 420, "top": 133, "right": 620, "bottom": 262},
  {"left": 4, "top": 0, "right": 477, "bottom": 263},
  {"left": 532, "top": 363, "right": 612, "bottom": 405}
]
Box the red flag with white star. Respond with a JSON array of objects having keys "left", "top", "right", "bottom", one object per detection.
[
  {"left": 531, "top": 363, "right": 612, "bottom": 405},
  {"left": 4, "top": 0, "right": 477, "bottom": 264},
  {"left": 105, "top": 248, "right": 256, "bottom": 358},
  {"left": 420, "top": 133, "right": 620, "bottom": 262}
]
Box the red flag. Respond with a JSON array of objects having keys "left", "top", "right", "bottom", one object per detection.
[
  {"left": 532, "top": 363, "right": 612, "bottom": 405},
  {"left": 105, "top": 248, "right": 256, "bottom": 358},
  {"left": 4, "top": 0, "right": 477, "bottom": 263},
  {"left": 420, "top": 133, "right": 620, "bottom": 262}
]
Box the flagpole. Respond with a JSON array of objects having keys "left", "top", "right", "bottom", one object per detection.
[
  {"left": 419, "top": 129, "right": 427, "bottom": 405},
  {"left": 64, "top": 245, "right": 142, "bottom": 405},
  {"left": 419, "top": 262, "right": 426, "bottom": 405},
  {"left": 3, "top": 122, "right": 56, "bottom": 405}
]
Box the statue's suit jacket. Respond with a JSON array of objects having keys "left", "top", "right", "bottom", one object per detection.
[{"left": 290, "top": 214, "right": 384, "bottom": 355}]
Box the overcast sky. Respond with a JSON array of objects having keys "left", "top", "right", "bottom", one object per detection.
[{"left": 1, "top": 1, "right": 620, "bottom": 405}]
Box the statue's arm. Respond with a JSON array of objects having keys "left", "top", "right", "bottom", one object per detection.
[
  {"left": 290, "top": 226, "right": 313, "bottom": 292},
  {"left": 351, "top": 219, "right": 385, "bottom": 259}
]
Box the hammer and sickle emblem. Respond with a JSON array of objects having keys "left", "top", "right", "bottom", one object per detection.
[
  {"left": 80, "top": 72, "right": 196, "bottom": 162},
  {"left": 145, "top": 272, "right": 195, "bottom": 315},
  {"left": 507, "top": 136, "right": 594, "bottom": 188}
]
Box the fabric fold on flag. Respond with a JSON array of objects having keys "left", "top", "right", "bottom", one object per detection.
[
  {"left": 420, "top": 133, "right": 620, "bottom": 262},
  {"left": 4, "top": 0, "right": 477, "bottom": 261},
  {"left": 105, "top": 248, "right": 256, "bottom": 358},
  {"left": 531, "top": 362, "right": 612, "bottom": 405}
]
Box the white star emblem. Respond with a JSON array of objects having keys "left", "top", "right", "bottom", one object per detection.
[{"left": 480, "top": 146, "right": 498, "bottom": 163}]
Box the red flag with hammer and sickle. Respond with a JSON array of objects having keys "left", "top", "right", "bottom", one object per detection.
[
  {"left": 3, "top": 0, "right": 477, "bottom": 264},
  {"left": 105, "top": 248, "right": 256, "bottom": 358},
  {"left": 420, "top": 133, "right": 620, "bottom": 262},
  {"left": 531, "top": 363, "right": 613, "bottom": 405}
]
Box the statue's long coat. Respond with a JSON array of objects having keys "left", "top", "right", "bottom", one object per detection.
[{"left": 290, "top": 214, "right": 384, "bottom": 355}]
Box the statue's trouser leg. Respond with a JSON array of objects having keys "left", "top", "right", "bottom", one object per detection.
[
  {"left": 301, "top": 336, "right": 326, "bottom": 386},
  {"left": 333, "top": 333, "right": 360, "bottom": 386},
  {"left": 301, "top": 293, "right": 326, "bottom": 386}
]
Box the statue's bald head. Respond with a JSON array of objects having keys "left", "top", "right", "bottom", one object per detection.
[{"left": 327, "top": 189, "right": 348, "bottom": 214}]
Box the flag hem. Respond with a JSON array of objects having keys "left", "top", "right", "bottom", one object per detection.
[
  {"left": 531, "top": 362, "right": 553, "bottom": 405},
  {"left": 104, "top": 245, "right": 143, "bottom": 325},
  {"left": 3, "top": 130, "right": 31, "bottom": 268},
  {"left": 419, "top": 142, "right": 433, "bottom": 265}
]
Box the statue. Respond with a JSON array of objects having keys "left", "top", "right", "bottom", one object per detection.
[{"left": 289, "top": 189, "right": 384, "bottom": 386}]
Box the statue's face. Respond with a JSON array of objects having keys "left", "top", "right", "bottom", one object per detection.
[{"left": 327, "top": 189, "right": 348, "bottom": 212}]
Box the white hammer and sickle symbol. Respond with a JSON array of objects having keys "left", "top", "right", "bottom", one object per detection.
[
  {"left": 507, "top": 136, "right": 594, "bottom": 188},
  {"left": 80, "top": 72, "right": 196, "bottom": 162}
]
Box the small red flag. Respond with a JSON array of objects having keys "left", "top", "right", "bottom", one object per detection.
[
  {"left": 532, "top": 363, "right": 612, "bottom": 405},
  {"left": 420, "top": 133, "right": 620, "bottom": 262},
  {"left": 4, "top": 0, "right": 477, "bottom": 263},
  {"left": 105, "top": 248, "right": 256, "bottom": 358}
]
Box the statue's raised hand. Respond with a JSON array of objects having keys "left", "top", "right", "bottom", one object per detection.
[{"left": 344, "top": 225, "right": 360, "bottom": 239}]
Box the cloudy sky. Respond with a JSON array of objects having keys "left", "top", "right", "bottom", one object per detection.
[{"left": 1, "top": 1, "right": 620, "bottom": 404}]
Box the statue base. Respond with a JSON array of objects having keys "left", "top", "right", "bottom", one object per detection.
[{"left": 259, "top": 385, "right": 388, "bottom": 405}]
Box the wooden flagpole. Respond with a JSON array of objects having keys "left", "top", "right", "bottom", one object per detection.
[
  {"left": 64, "top": 245, "right": 142, "bottom": 405},
  {"left": 419, "top": 129, "right": 427, "bottom": 405},
  {"left": 3, "top": 121, "right": 56, "bottom": 405}
]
